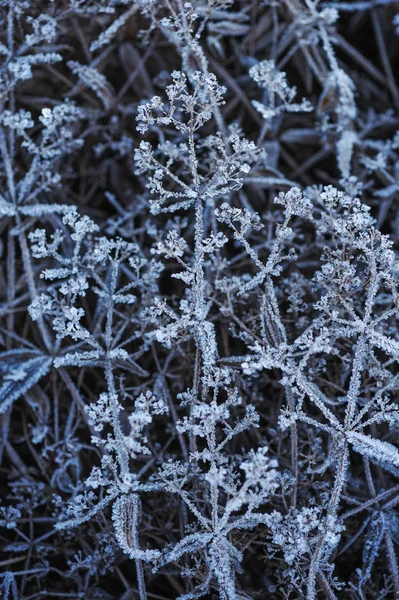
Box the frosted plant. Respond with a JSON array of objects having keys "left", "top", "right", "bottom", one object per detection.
[
  {"left": 0, "top": 0, "right": 399, "bottom": 598},
  {"left": 151, "top": 384, "right": 279, "bottom": 599},
  {"left": 28, "top": 211, "right": 160, "bottom": 372},
  {"left": 135, "top": 70, "right": 262, "bottom": 392},
  {"left": 27, "top": 213, "right": 167, "bottom": 597},
  {"left": 239, "top": 184, "right": 399, "bottom": 598},
  {"left": 0, "top": 104, "right": 83, "bottom": 218},
  {"left": 249, "top": 60, "right": 313, "bottom": 129}
]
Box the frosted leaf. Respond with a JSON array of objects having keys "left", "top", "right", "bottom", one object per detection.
[
  {"left": 360, "top": 513, "right": 384, "bottom": 584},
  {"left": 347, "top": 431, "right": 399, "bottom": 467},
  {"left": 90, "top": 7, "right": 136, "bottom": 51},
  {"left": 53, "top": 350, "right": 101, "bottom": 369},
  {"left": 156, "top": 532, "right": 212, "bottom": 569},
  {"left": 68, "top": 61, "right": 115, "bottom": 110},
  {"left": 0, "top": 350, "right": 52, "bottom": 414},
  {"left": 112, "top": 494, "right": 160, "bottom": 561},
  {"left": 337, "top": 131, "right": 358, "bottom": 179}
]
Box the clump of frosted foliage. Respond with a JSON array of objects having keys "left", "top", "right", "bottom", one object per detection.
[{"left": 0, "top": 1, "right": 399, "bottom": 599}]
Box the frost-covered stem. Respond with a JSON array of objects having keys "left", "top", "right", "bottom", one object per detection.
[
  {"left": 265, "top": 276, "right": 287, "bottom": 345},
  {"left": 168, "top": 484, "right": 209, "bottom": 529},
  {"left": 6, "top": 234, "right": 15, "bottom": 347},
  {"left": 302, "top": 0, "right": 339, "bottom": 75},
  {"left": 344, "top": 336, "right": 366, "bottom": 430},
  {"left": 318, "top": 24, "right": 339, "bottom": 74},
  {"left": 173, "top": 0, "right": 228, "bottom": 138},
  {"left": 317, "top": 571, "right": 338, "bottom": 600},
  {"left": 0, "top": 129, "right": 16, "bottom": 202},
  {"left": 307, "top": 441, "right": 349, "bottom": 600},
  {"left": 210, "top": 481, "right": 218, "bottom": 533},
  {"left": 7, "top": 0, "right": 14, "bottom": 56},
  {"left": 371, "top": 8, "right": 399, "bottom": 109},
  {"left": 0, "top": 128, "right": 52, "bottom": 352},
  {"left": 15, "top": 224, "right": 35, "bottom": 300},
  {"left": 194, "top": 46, "right": 227, "bottom": 139},
  {"left": 384, "top": 528, "right": 399, "bottom": 599},
  {"left": 105, "top": 262, "right": 129, "bottom": 477},
  {"left": 105, "top": 351, "right": 149, "bottom": 599},
  {"left": 232, "top": 227, "right": 265, "bottom": 272},
  {"left": 258, "top": 80, "right": 276, "bottom": 144},
  {"left": 147, "top": 153, "right": 194, "bottom": 195},
  {"left": 17, "top": 225, "right": 53, "bottom": 353},
  {"left": 194, "top": 196, "right": 205, "bottom": 318},
  {"left": 364, "top": 458, "right": 399, "bottom": 598},
  {"left": 104, "top": 360, "right": 129, "bottom": 476},
  {"left": 59, "top": 368, "right": 101, "bottom": 445},
  {"left": 136, "top": 561, "right": 147, "bottom": 600},
  {"left": 345, "top": 265, "right": 378, "bottom": 429},
  {"left": 285, "top": 385, "right": 298, "bottom": 508},
  {"left": 152, "top": 348, "right": 189, "bottom": 461},
  {"left": 323, "top": 441, "right": 348, "bottom": 514},
  {"left": 174, "top": 0, "right": 227, "bottom": 138},
  {"left": 131, "top": 512, "right": 148, "bottom": 600},
  {"left": 214, "top": 299, "right": 265, "bottom": 347},
  {"left": 207, "top": 420, "right": 219, "bottom": 531},
  {"left": 188, "top": 121, "right": 206, "bottom": 454},
  {"left": 187, "top": 124, "right": 205, "bottom": 322},
  {"left": 190, "top": 346, "right": 201, "bottom": 456},
  {"left": 7, "top": 1, "right": 16, "bottom": 167}
]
